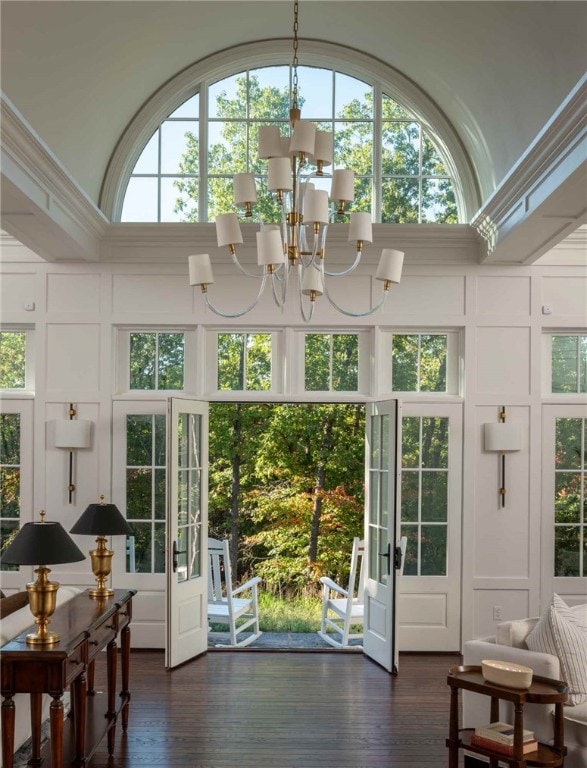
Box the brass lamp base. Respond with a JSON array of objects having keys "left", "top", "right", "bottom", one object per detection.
[
  {"left": 26, "top": 567, "right": 60, "bottom": 645},
  {"left": 88, "top": 537, "right": 114, "bottom": 599}
]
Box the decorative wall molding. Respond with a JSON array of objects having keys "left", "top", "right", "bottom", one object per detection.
[
  {"left": 0, "top": 92, "right": 108, "bottom": 262},
  {"left": 471, "top": 75, "right": 587, "bottom": 264}
]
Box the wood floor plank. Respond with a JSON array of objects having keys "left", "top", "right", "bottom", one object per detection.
[{"left": 87, "top": 650, "right": 462, "bottom": 767}]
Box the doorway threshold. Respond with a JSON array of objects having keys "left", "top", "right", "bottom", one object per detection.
[{"left": 208, "top": 631, "right": 363, "bottom": 651}]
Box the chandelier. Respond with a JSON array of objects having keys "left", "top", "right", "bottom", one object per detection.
[{"left": 188, "top": 0, "right": 404, "bottom": 322}]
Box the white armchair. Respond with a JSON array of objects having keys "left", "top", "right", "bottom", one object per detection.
[{"left": 463, "top": 604, "right": 587, "bottom": 768}]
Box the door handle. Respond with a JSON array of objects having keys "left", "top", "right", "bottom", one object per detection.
[
  {"left": 393, "top": 544, "right": 403, "bottom": 571},
  {"left": 379, "top": 543, "right": 391, "bottom": 575},
  {"left": 172, "top": 540, "right": 186, "bottom": 573}
]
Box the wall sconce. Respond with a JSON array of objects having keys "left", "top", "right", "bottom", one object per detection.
[
  {"left": 484, "top": 406, "right": 522, "bottom": 508},
  {"left": 53, "top": 403, "right": 92, "bottom": 504}
]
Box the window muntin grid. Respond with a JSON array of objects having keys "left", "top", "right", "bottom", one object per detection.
[
  {"left": 217, "top": 333, "right": 272, "bottom": 391},
  {"left": 551, "top": 335, "right": 587, "bottom": 394},
  {"left": 554, "top": 417, "right": 586, "bottom": 578},
  {"left": 122, "top": 65, "right": 458, "bottom": 224},
  {"left": 0, "top": 413, "right": 21, "bottom": 572},
  {"left": 0, "top": 332, "right": 27, "bottom": 390},
  {"left": 304, "top": 333, "right": 359, "bottom": 392}
]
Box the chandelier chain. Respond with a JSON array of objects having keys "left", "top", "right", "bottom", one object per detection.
[{"left": 292, "top": 0, "right": 299, "bottom": 111}]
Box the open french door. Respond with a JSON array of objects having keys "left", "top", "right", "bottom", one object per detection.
[
  {"left": 166, "top": 398, "right": 208, "bottom": 669},
  {"left": 363, "top": 399, "right": 402, "bottom": 673}
]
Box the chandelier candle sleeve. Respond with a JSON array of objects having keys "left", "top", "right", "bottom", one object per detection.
[
  {"left": 376, "top": 249, "right": 404, "bottom": 284},
  {"left": 189, "top": 254, "right": 215, "bottom": 287},
  {"left": 216, "top": 213, "right": 243, "bottom": 248}
]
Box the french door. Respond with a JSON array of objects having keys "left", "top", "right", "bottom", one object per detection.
[
  {"left": 397, "top": 403, "right": 462, "bottom": 651},
  {"left": 166, "top": 398, "right": 209, "bottom": 668},
  {"left": 541, "top": 405, "right": 587, "bottom": 606},
  {"left": 363, "top": 399, "right": 402, "bottom": 672}
]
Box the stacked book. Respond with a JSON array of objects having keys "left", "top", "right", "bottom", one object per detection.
[{"left": 471, "top": 721, "right": 538, "bottom": 756}]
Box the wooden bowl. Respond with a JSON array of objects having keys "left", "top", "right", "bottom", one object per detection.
[{"left": 482, "top": 659, "right": 533, "bottom": 689}]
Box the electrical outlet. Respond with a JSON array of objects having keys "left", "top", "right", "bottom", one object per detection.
[{"left": 493, "top": 605, "right": 503, "bottom": 621}]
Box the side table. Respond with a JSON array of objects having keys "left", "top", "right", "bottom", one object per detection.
[{"left": 446, "top": 665, "right": 568, "bottom": 768}]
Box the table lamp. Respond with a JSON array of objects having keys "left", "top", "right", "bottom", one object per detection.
[
  {"left": 70, "top": 496, "right": 132, "bottom": 599},
  {"left": 0, "top": 511, "right": 86, "bottom": 645}
]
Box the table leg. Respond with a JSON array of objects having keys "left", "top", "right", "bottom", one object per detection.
[
  {"left": 73, "top": 666, "right": 87, "bottom": 765},
  {"left": 1, "top": 694, "right": 15, "bottom": 768},
  {"left": 447, "top": 685, "right": 459, "bottom": 768},
  {"left": 29, "top": 692, "right": 43, "bottom": 766},
  {"left": 49, "top": 694, "right": 64, "bottom": 768},
  {"left": 87, "top": 659, "right": 96, "bottom": 696},
  {"left": 107, "top": 637, "right": 117, "bottom": 755},
  {"left": 121, "top": 622, "right": 131, "bottom": 731}
]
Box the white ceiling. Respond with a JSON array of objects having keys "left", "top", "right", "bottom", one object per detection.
[{"left": 1, "top": 1, "right": 586, "bottom": 205}]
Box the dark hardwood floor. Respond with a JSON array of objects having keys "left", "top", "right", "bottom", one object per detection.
[{"left": 87, "top": 649, "right": 462, "bottom": 768}]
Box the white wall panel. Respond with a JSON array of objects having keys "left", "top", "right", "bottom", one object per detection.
[
  {"left": 45, "top": 324, "right": 101, "bottom": 392},
  {"left": 112, "top": 274, "right": 192, "bottom": 314},
  {"left": 473, "top": 589, "right": 531, "bottom": 639},
  {"left": 379, "top": 275, "right": 465, "bottom": 316},
  {"left": 0, "top": 272, "right": 35, "bottom": 313},
  {"left": 46, "top": 273, "right": 101, "bottom": 313},
  {"left": 542, "top": 276, "right": 587, "bottom": 316},
  {"left": 476, "top": 276, "right": 530, "bottom": 315},
  {"left": 476, "top": 326, "right": 530, "bottom": 395},
  {"left": 474, "top": 406, "right": 530, "bottom": 577}
]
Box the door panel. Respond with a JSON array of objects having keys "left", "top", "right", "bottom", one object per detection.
[
  {"left": 398, "top": 404, "right": 462, "bottom": 651},
  {"left": 166, "top": 398, "right": 208, "bottom": 669},
  {"left": 363, "top": 399, "right": 401, "bottom": 673}
]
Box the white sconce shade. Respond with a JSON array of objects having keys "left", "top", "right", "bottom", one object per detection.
[
  {"left": 303, "top": 189, "right": 329, "bottom": 224},
  {"left": 348, "top": 212, "right": 373, "bottom": 243},
  {"left": 484, "top": 422, "right": 522, "bottom": 452},
  {"left": 233, "top": 173, "right": 257, "bottom": 205},
  {"left": 375, "top": 249, "right": 404, "bottom": 284},
  {"left": 258, "top": 126, "right": 282, "bottom": 159},
  {"left": 256, "top": 227, "right": 285, "bottom": 267},
  {"left": 313, "top": 130, "right": 333, "bottom": 166},
  {"left": 216, "top": 213, "right": 243, "bottom": 248},
  {"left": 268, "top": 157, "right": 293, "bottom": 192},
  {"left": 290, "top": 120, "right": 316, "bottom": 156},
  {"left": 189, "top": 254, "right": 215, "bottom": 286},
  {"left": 54, "top": 419, "right": 92, "bottom": 449},
  {"left": 330, "top": 169, "right": 355, "bottom": 202}
]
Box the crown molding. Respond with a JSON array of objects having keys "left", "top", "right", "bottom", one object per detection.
[
  {"left": 0, "top": 92, "right": 108, "bottom": 262},
  {"left": 471, "top": 75, "right": 587, "bottom": 264}
]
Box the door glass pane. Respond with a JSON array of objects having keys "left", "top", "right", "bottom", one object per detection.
[
  {"left": 0, "top": 413, "right": 21, "bottom": 572},
  {"left": 176, "top": 412, "right": 202, "bottom": 581},
  {"left": 554, "top": 417, "right": 585, "bottom": 577},
  {"left": 401, "top": 415, "right": 449, "bottom": 575}
]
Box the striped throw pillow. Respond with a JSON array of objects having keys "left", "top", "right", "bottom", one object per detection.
[{"left": 526, "top": 594, "right": 587, "bottom": 705}]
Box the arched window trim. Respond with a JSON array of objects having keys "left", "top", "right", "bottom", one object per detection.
[{"left": 100, "top": 39, "right": 480, "bottom": 223}]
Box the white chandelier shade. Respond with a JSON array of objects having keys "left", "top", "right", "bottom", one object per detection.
[{"left": 188, "top": 1, "right": 404, "bottom": 322}]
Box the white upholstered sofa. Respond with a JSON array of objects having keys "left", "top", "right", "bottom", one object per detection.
[
  {"left": 463, "top": 599, "right": 587, "bottom": 768},
  {"left": 0, "top": 586, "right": 80, "bottom": 764}
]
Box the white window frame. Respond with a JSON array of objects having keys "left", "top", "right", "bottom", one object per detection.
[
  {"left": 0, "top": 327, "right": 35, "bottom": 396},
  {"left": 377, "top": 328, "right": 461, "bottom": 397},
  {"left": 544, "top": 331, "right": 587, "bottom": 397},
  {"left": 206, "top": 329, "right": 282, "bottom": 396},
  {"left": 115, "top": 327, "right": 196, "bottom": 396}
]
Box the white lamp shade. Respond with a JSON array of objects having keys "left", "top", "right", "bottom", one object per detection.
[
  {"left": 256, "top": 227, "right": 285, "bottom": 267},
  {"left": 301, "top": 267, "right": 324, "bottom": 297},
  {"left": 313, "top": 130, "right": 333, "bottom": 166},
  {"left": 279, "top": 136, "right": 292, "bottom": 158},
  {"left": 233, "top": 173, "right": 257, "bottom": 205},
  {"left": 54, "top": 419, "right": 92, "bottom": 449},
  {"left": 258, "top": 126, "right": 282, "bottom": 159},
  {"left": 330, "top": 169, "right": 355, "bottom": 202},
  {"left": 215, "top": 213, "right": 243, "bottom": 247},
  {"left": 268, "top": 157, "right": 293, "bottom": 192},
  {"left": 348, "top": 212, "right": 373, "bottom": 243},
  {"left": 303, "top": 189, "right": 329, "bottom": 224},
  {"left": 290, "top": 120, "right": 316, "bottom": 156},
  {"left": 375, "top": 249, "right": 404, "bottom": 284},
  {"left": 189, "top": 253, "right": 215, "bottom": 286},
  {"left": 484, "top": 422, "right": 522, "bottom": 452}
]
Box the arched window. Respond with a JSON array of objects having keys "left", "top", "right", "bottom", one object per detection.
[{"left": 102, "top": 42, "right": 479, "bottom": 224}]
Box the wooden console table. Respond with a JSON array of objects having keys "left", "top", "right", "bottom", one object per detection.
[
  {"left": 447, "top": 665, "right": 568, "bottom": 768},
  {"left": 1, "top": 588, "right": 136, "bottom": 768}
]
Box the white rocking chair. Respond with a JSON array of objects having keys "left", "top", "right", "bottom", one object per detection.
[
  {"left": 207, "top": 537, "right": 263, "bottom": 648},
  {"left": 318, "top": 536, "right": 407, "bottom": 649}
]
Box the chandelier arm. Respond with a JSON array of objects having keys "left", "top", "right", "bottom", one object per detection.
[
  {"left": 271, "top": 268, "right": 288, "bottom": 308},
  {"left": 322, "top": 249, "right": 362, "bottom": 277},
  {"left": 231, "top": 249, "right": 266, "bottom": 280},
  {"left": 203, "top": 275, "right": 269, "bottom": 318},
  {"left": 322, "top": 280, "right": 390, "bottom": 318}
]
